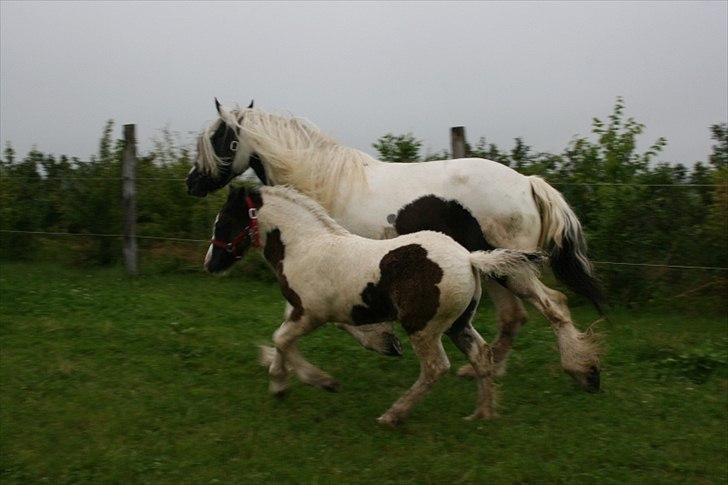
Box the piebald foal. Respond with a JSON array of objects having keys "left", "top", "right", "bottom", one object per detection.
[{"left": 205, "top": 186, "right": 542, "bottom": 425}]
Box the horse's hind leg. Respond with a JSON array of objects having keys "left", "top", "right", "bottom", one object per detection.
[
  {"left": 457, "top": 279, "right": 527, "bottom": 379},
  {"left": 446, "top": 300, "right": 497, "bottom": 420},
  {"left": 377, "top": 329, "right": 450, "bottom": 426},
  {"left": 509, "top": 277, "right": 600, "bottom": 392}
]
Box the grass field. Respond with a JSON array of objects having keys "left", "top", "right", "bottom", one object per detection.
[{"left": 1, "top": 262, "right": 726, "bottom": 483}]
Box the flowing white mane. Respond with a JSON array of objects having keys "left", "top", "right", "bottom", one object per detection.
[
  {"left": 261, "top": 185, "right": 350, "bottom": 236},
  {"left": 237, "top": 108, "right": 371, "bottom": 210},
  {"left": 197, "top": 119, "right": 231, "bottom": 175}
]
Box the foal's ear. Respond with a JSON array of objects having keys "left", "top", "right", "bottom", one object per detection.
[
  {"left": 247, "top": 99, "right": 254, "bottom": 109},
  {"left": 215, "top": 97, "right": 223, "bottom": 116}
]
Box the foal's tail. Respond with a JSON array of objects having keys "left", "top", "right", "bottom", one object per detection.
[
  {"left": 469, "top": 249, "right": 544, "bottom": 281},
  {"left": 529, "top": 176, "right": 606, "bottom": 313}
]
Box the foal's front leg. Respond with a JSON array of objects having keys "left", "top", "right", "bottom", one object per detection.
[
  {"left": 262, "top": 315, "right": 337, "bottom": 394},
  {"left": 377, "top": 329, "right": 450, "bottom": 426}
]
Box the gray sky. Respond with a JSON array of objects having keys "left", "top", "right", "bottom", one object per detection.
[{"left": 1, "top": 1, "right": 726, "bottom": 165}]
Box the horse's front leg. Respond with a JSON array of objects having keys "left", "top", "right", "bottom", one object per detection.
[{"left": 333, "top": 322, "right": 403, "bottom": 357}]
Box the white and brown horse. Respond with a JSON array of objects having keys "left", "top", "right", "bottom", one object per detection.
[
  {"left": 205, "top": 185, "right": 543, "bottom": 424},
  {"left": 188, "top": 100, "right": 603, "bottom": 390}
]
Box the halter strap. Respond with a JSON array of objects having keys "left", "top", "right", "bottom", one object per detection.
[
  {"left": 245, "top": 195, "right": 260, "bottom": 248},
  {"left": 210, "top": 195, "right": 261, "bottom": 258}
]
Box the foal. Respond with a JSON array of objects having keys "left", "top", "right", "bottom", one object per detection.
[{"left": 205, "top": 186, "right": 543, "bottom": 425}]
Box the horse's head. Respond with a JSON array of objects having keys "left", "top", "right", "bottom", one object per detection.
[
  {"left": 187, "top": 99, "right": 256, "bottom": 197},
  {"left": 204, "top": 185, "right": 262, "bottom": 273}
]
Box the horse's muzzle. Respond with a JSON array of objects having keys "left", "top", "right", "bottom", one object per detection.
[
  {"left": 186, "top": 168, "right": 234, "bottom": 197},
  {"left": 186, "top": 169, "right": 213, "bottom": 197}
]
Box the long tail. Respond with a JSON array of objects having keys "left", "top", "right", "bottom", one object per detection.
[
  {"left": 529, "top": 176, "right": 606, "bottom": 313},
  {"left": 469, "top": 249, "right": 545, "bottom": 281}
]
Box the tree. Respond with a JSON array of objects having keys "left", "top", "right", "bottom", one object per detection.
[
  {"left": 708, "top": 123, "right": 727, "bottom": 169},
  {"left": 372, "top": 133, "right": 422, "bottom": 162}
]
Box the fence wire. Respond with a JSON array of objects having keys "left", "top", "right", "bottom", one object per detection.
[
  {"left": 1, "top": 175, "right": 726, "bottom": 188},
  {"left": 2, "top": 229, "right": 726, "bottom": 271}
]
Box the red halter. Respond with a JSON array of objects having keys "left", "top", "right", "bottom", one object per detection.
[{"left": 210, "top": 196, "right": 260, "bottom": 258}]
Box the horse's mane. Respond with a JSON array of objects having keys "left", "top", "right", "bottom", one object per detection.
[
  {"left": 234, "top": 108, "right": 371, "bottom": 210},
  {"left": 261, "top": 185, "right": 350, "bottom": 237},
  {"left": 196, "top": 119, "right": 230, "bottom": 176}
]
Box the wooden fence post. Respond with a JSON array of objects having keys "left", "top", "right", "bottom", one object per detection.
[
  {"left": 122, "top": 124, "right": 138, "bottom": 275},
  {"left": 450, "top": 126, "right": 466, "bottom": 159}
]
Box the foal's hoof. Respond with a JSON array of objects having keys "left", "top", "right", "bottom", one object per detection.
[
  {"left": 456, "top": 364, "right": 477, "bottom": 379},
  {"left": 464, "top": 409, "right": 497, "bottom": 421},
  {"left": 376, "top": 413, "right": 402, "bottom": 427},
  {"left": 320, "top": 378, "right": 340, "bottom": 393},
  {"left": 269, "top": 381, "right": 289, "bottom": 399}
]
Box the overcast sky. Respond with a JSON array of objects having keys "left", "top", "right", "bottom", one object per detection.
[{"left": 1, "top": 1, "right": 726, "bottom": 166}]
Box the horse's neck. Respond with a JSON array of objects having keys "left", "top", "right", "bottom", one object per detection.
[{"left": 259, "top": 194, "right": 331, "bottom": 244}]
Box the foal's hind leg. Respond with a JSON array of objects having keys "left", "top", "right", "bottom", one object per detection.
[
  {"left": 446, "top": 298, "right": 497, "bottom": 420},
  {"left": 509, "top": 276, "right": 600, "bottom": 391},
  {"left": 457, "top": 279, "right": 527, "bottom": 379},
  {"left": 377, "top": 329, "right": 450, "bottom": 426},
  {"left": 333, "top": 322, "right": 403, "bottom": 357}
]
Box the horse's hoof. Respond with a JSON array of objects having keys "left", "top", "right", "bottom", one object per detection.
[
  {"left": 383, "top": 333, "right": 403, "bottom": 357},
  {"left": 320, "top": 378, "right": 340, "bottom": 393},
  {"left": 585, "top": 366, "right": 601, "bottom": 392},
  {"left": 566, "top": 366, "right": 601, "bottom": 392},
  {"left": 456, "top": 364, "right": 477, "bottom": 379}
]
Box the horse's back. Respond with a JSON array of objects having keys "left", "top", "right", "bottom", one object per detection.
[{"left": 354, "top": 158, "right": 542, "bottom": 250}]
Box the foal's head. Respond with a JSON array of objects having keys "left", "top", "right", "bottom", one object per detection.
[
  {"left": 187, "top": 99, "right": 257, "bottom": 197},
  {"left": 204, "top": 186, "right": 262, "bottom": 274}
]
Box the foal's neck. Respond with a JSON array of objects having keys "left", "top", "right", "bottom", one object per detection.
[{"left": 259, "top": 190, "right": 345, "bottom": 246}]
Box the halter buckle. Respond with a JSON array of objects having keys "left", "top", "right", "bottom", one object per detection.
[
  {"left": 248, "top": 208, "right": 258, "bottom": 219},
  {"left": 230, "top": 140, "right": 239, "bottom": 152}
]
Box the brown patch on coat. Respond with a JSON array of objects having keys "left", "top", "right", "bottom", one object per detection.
[
  {"left": 263, "top": 229, "right": 304, "bottom": 321},
  {"left": 394, "top": 195, "right": 495, "bottom": 251},
  {"left": 351, "top": 244, "right": 443, "bottom": 334}
]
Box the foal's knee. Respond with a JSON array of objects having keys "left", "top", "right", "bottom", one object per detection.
[
  {"left": 272, "top": 327, "right": 294, "bottom": 351},
  {"left": 431, "top": 359, "right": 451, "bottom": 381}
]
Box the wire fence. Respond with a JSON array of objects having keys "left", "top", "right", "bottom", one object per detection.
[
  {"left": 1, "top": 174, "right": 726, "bottom": 188},
  {"left": 2, "top": 162, "right": 726, "bottom": 275},
  {"left": 2, "top": 229, "right": 726, "bottom": 272}
]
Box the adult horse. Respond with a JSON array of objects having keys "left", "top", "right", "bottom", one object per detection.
[{"left": 187, "top": 100, "right": 604, "bottom": 391}]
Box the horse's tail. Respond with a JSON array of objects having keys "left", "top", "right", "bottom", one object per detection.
[
  {"left": 529, "top": 176, "right": 606, "bottom": 313},
  {"left": 469, "top": 249, "right": 545, "bottom": 281}
]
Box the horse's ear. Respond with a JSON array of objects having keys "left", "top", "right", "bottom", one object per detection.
[
  {"left": 247, "top": 99, "right": 254, "bottom": 109},
  {"left": 215, "top": 97, "right": 223, "bottom": 116}
]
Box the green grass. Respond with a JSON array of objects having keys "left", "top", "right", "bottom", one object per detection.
[{"left": 1, "top": 262, "right": 726, "bottom": 484}]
